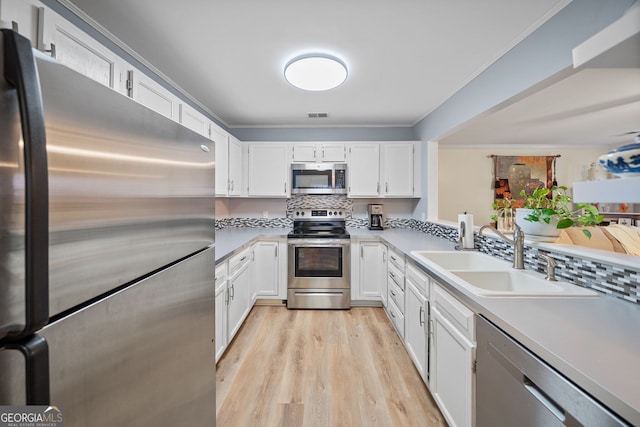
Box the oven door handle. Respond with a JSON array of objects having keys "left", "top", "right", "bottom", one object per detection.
[{"left": 288, "top": 239, "right": 350, "bottom": 247}]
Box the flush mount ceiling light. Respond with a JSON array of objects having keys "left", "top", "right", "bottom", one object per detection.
[{"left": 284, "top": 55, "right": 348, "bottom": 91}]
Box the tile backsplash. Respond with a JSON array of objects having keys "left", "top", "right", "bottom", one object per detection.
[{"left": 215, "top": 208, "right": 639, "bottom": 305}]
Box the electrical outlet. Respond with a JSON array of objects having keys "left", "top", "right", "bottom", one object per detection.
[{"left": 262, "top": 211, "right": 268, "bottom": 218}]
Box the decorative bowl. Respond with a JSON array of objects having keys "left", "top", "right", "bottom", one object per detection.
[{"left": 598, "top": 135, "right": 640, "bottom": 177}]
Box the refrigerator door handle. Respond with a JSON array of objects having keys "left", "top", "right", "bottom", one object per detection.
[
  {"left": 2, "top": 29, "right": 49, "bottom": 337},
  {"left": 6, "top": 335, "right": 50, "bottom": 404}
]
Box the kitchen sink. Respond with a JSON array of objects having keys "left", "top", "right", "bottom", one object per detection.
[
  {"left": 411, "top": 250, "right": 511, "bottom": 271},
  {"left": 450, "top": 270, "right": 598, "bottom": 297}
]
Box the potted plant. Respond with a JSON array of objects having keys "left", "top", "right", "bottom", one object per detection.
[{"left": 515, "top": 186, "right": 604, "bottom": 238}]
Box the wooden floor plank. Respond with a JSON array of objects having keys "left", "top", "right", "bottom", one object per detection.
[{"left": 216, "top": 306, "right": 446, "bottom": 427}]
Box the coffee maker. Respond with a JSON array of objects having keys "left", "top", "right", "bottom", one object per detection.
[{"left": 367, "top": 204, "right": 384, "bottom": 230}]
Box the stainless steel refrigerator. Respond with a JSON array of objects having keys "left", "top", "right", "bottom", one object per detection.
[{"left": 0, "top": 29, "right": 216, "bottom": 426}]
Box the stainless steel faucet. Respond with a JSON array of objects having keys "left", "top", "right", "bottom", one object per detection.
[
  {"left": 538, "top": 254, "right": 557, "bottom": 281},
  {"left": 478, "top": 223, "right": 525, "bottom": 269}
]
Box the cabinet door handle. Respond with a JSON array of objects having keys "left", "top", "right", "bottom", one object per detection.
[
  {"left": 240, "top": 256, "right": 247, "bottom": 262},
  {"left": 382, "top": 251, "right": 387, "bottom": 262},
  {"left": 419, "top": 306, "right": 425, "bottom": 327},
  {"left": 389, "top": 271, "right": 395, "bottom": 278},
  {"left": 390, "top": 290, "right": 396, "bottom": 297},
  {"left": 225, "top": 288, "right": 229, "bottom": 305},
  {"left": 390, "top": 310, "right": 396, "bottom": 318},
  {"left": 360, "top": 246, "right": 363, "bottom": 258},
  {"left": 275, "top": 245, "right": 278, "bottom": 257},
  {"left": 386, "top": 182, "right": 389, "bottom": 193},
  {"left": 429, "top": 319, "right": 434, "bottom": 337},
  {"left": 230, "top": 284, "right": 235, "bottom": 300}
]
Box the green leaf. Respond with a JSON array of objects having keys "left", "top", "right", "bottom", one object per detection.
[{"left": 556, "top": 218, "right": 574, "bottom": 229}]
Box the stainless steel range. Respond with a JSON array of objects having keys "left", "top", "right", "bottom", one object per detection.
[{"left": 287, "top": 209, "right": 351, "bottom": 309}]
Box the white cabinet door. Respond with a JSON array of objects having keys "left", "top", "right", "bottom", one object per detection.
[
  {"left": 0, "top": 0, "right": 40, "bottom": 46},
  {"left": 430, "top": 288, "right": 475, "bottom": 427},
  {"left": 128, "top": 69, "right": 179, "bottom": 121},
  {"left": 179, "top": 103, "right": 209, "bottom": 137},
  {"left": 291, "top": 144, "right": 317, "bottom": 162},
  {"left": 357, "top": 241, "right": 387, "bottom": 300},
  {"left": 291, "top": 143, "right": 345, "bottom": 162},
  {"left": 321, "top": 144, "right": 346, "bottom": 162},
  {"left": 248, "top": 144, "right": 289, "bottom": 197},
  {"left": 348, "top": 144, "right": 380, "bottom": 197},
  {"left": 214, "top": 263, "right": 228, "bottom": 363},
  {"left": 382, "top": 142, "right": 414, "bottom": 197},
  {"left": 39, "top": 9, "right": 128, "bottom": 94},
  {"left": 228, "top": 136, "right": 243, "bottom": 196},
  {"left": 252, "top": 240, "right": 280, "bottom": 298},
  {"left": 405, "top": 279, "right": 428, "bottom": 382},
  {"left": 212, "top": 125, "right": 230, "bottom": 196},
  {"left": 227, "top": 260, "right": 251, "bottom": 341}
]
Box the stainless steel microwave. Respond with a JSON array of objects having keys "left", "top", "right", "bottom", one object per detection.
[{"left": 291, "top": 163, "right": 347, "bottom": 195}]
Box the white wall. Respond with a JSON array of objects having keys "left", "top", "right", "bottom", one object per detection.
[{"left": 438, "top": 145, "right": 609, "bottom": 225}]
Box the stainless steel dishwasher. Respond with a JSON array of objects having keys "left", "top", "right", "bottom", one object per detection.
[{"left": 476, "top": 316, "right": 630, "bottom": 427}]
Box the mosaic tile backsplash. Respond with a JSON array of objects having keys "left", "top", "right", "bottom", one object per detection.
[{"left": 215, "top": 211, "right": 639, "bottom": 305}]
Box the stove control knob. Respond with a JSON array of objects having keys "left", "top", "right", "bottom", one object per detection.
[
  {"left": 328, "top": 211, "right": 333, "bottom": 216},
  {"left": 334, "top": 211, "right": 338, "bottom": 216}
]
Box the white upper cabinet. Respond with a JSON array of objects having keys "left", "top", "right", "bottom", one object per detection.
[
  {"left": 0, "top": 0, "right": 40, "bottom": 46},
  {"left": 247, "top": 143, "right": 289, "bottom": 197},
  {"left": 5, "top": 3, "right": 128, "bottom": 95},
  {"left": 127, "top": 68, "right": 180, "bottom": 121},
  {"left": 212, "top": 124, "right": 230, "bottom": 196},
  {"left": 227, "top": 136, "right": 243, "bottom": 196},
  {"left": 291, "top": 143, "right": 346, "bottom": 162},
  {"left": 348, "top": 143, "right": 381, "bottom": 197},
  {"left": 347, "top": 142, "right": 419, "bottom": 198},
  {"left": 179, "top": 103, "right": 210, "bottom": 138},
  {"left": 382, "top": 142, "right": 415, "bottom": 197}
]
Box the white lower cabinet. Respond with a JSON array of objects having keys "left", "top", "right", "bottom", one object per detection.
[
  {"left": 386, "top": 248, "right": 405, "bottom": 338},
  {"left": 214, "top": 263, "right": 228, "bottom": 363},
  {"left": 430, "top": 281, "right": 476, "bottom": 427},
  {"left": 351, "top": 239, "right": 387, "bottom": 303},
  {"left": 226, "top": 247, "right": 253, "bottom": 344},
  {"left": 252, "top": 239, "right": 286, "bottom": 299},
  {"left": 404, "top": 263, "right": 429, "bottom": 383}
]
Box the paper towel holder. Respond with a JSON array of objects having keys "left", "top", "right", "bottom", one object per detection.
[{"left": 456, "top": 213, "right": 477, "bottom": 251}]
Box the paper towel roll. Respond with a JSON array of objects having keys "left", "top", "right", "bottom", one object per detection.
[{"left": 458, "top": 213, "right": 474, "bottom": 249}]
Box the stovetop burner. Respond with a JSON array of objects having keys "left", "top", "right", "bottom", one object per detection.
[{"left": 288, "top": 209, "right": 350, "bottom": 239}]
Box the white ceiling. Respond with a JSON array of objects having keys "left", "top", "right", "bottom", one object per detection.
[{"left": 64, "top": 0, "right": 572, "bottom": 129}]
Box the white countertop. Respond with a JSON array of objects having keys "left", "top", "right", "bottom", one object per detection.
[{"left": 215, "top": 226, "right": 640, "bottom": 425}]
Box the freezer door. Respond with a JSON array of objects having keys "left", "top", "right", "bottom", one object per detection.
[
  {"left": 41, "top": 247, "right": 216, "bottom": 427},
  {"left": 35, "top": 54, "right": 215, "bottom": 316}
]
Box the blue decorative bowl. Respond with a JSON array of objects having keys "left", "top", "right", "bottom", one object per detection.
[{"left": 598, "top": 135, "right": 640, "bottom": 177}]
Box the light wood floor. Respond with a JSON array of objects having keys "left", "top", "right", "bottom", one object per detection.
[{"left": 216, "top": 306, "right": 447, "bottom": 427}]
